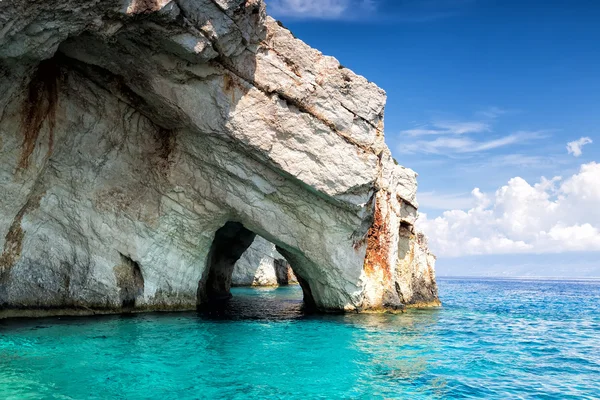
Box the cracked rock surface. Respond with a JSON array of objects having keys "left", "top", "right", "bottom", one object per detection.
[{"left": 0, "top": 0, "right": 439, "bottom": 317}]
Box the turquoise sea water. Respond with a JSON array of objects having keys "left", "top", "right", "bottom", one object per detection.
[{"left": 1, "top": 278, "right": 599, "bottom": 399}]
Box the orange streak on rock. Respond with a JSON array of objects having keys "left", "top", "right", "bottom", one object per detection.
[
  {"left": 0, "top": 191, "right": 45, "bottom": 278},
  {"left": 363, "top": 193, "right": 393, "bottom": 282}
]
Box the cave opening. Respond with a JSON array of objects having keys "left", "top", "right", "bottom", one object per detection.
[{"left": 197, "top": 222, "right": 315, "bottom": 312}]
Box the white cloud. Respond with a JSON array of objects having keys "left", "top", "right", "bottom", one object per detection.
[
  {"left": 567, "top": 137, "right": 593, "bottom": 157},
  {"left": 267, "top": 0, "right": 375, "bottom": 19},
  {"left": 400, "top": 131, "right": 543, "bottom": 154},
  {"left": 417, "top": 162, "right": 600, "bottom": 257}
]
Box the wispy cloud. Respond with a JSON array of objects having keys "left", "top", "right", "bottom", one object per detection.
[
  {"left": 567, "top": 137, "right": 593, "bottom": 157},
  {"left": 266, "top": 0, "right": 473, "bottom": 22},
  {"left": 400, "top": 131, "right": 544, "bottom": 155},
  {"left": 474, "top": 154, "right": 565, "bottom": 169},
  {"left": 267, "top": 0, "right": 376, "bottom": 20},
  {"left": 401, "top": 121, "right": 490, "bottom": 136},
  {"left": 397, "top": 107, "right": 547, "bottom": 155},
  {"left": 475, "top": 106, "right": 508, "bottom": 119}
]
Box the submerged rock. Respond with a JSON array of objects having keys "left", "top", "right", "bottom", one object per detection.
[{"left": 0, "top": 0, "right": 439, "bottom": 316}]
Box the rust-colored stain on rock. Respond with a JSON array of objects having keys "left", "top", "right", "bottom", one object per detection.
[
  {"left": 0, "top": 222, "right": 24, "bottom": 275},
  {"left": 223, "top": 73, "right": 251, "bottom": 104},
  {"left": 363, "top": 193, "right": 393, "bottom": 282},
  {"left": 18, "top": 58, "right": 61, "bottom": 171},
  {"left": 223, "top": 74, "right": 236, "bottom": 103},
  {"left": 0, "top": 191, "right": 45, "bottom": 278}
]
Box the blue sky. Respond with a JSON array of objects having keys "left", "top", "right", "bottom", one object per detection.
[{"left": 267, "top": 0, "right": 600, "bottom": 277}]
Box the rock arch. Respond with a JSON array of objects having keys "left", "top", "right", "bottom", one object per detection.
[
  {"left": 201, "top": 222, "right": 257, "bottom": 302},
  {"left": 199, "top": 222, "right": 311, "bottom": 307},
  {"left": 0, "top": 0, "right": 439, "bottom": 317}
]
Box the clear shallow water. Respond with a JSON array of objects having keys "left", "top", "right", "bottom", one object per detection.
[{"left": 1, "top": 278, "right": 599, "bottom": 399}]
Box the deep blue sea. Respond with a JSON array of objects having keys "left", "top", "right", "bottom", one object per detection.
[{"left": 1, "top": 278, "right": 599, "bottom": 399}]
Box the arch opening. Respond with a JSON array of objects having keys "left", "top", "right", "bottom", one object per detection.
[
  {"left": 197, "top": 221, "right": 316, "bottom": 310},
  {"left": 231, "top": 235, "right": 298, "bottom": 288}
]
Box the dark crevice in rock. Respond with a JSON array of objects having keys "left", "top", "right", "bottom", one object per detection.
[
  {"left": 115, "top": 253, "right": 145, "bottom": 310},
  {"left": 274, "top": 259, "right": 290, "bottom": 286},
  {"left": 400, "top": 220, "right": 414, "bottom": 235},
  {"left": 408, "top": 275, "right": 440, "bottom": 306},
  {"left": 383, "top": 287, "right": 404, "bottom": 312},
  {"left": 395, "top": 281, "right": 405, "bottom": 304},
  {"left": 199, "top": 222, "right": 257, "bottom": 303}
]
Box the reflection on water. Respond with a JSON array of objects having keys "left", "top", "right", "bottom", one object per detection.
[
  {"left": 1, "top": 279, "right": 599, "bottom": 399},
  {"left": 197, "top": 287, "right": 306, "bottom": 321}
]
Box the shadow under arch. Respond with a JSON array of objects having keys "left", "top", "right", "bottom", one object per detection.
[{"left": 197, "top": 221, "right": 317, "bottom": 310}]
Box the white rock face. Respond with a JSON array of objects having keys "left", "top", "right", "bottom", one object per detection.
[
  {"left": 0, "top": 0, "right": 439, "bottom": 317},
  {"left": 232, "top": 236, "right": 297, "bottom": 287}
]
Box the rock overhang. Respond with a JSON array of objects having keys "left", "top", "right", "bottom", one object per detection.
[{"left": 0, "top": 0, "right": 439, "bottom": 317}]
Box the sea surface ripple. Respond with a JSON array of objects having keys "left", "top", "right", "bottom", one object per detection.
[{"left": 1, "top": 278, "right": 599, "bottom": 399}]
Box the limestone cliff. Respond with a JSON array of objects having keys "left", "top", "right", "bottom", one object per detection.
[{"left": 0, "top": 0, "right": 440, "bottom": 317}]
